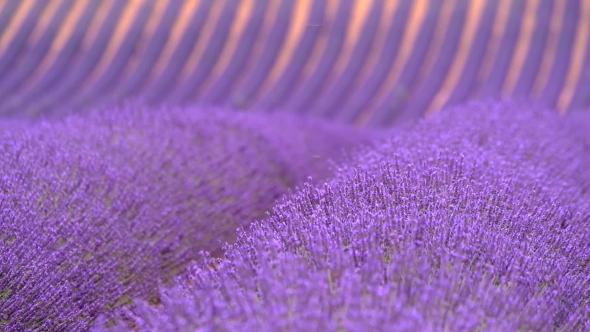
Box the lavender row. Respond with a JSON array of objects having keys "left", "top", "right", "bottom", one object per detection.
[
  {"left": 102, "top": 101, "right": 590, "bottom": 331},
  {"left": 0, "top": 1, "right": 588, "bottom": 123},
  {"left": 0, "top": 105, "right": 375, "bottom": 331}
]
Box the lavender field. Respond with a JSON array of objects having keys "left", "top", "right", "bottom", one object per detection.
[{"left": 0, "top": 1, "right": 589, "bottom": 331}]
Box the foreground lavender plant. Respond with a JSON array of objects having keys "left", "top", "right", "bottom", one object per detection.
[
  {"left": 102, "top": 101, "right": 590, "bottom": 331},
  {"left": 0, "top": 106, "right": 374, "bottom": 331}
]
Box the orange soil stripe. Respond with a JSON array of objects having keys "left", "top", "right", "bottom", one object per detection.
[
  {"left": 501, "top": 0, "right": 540, "bottom": 96},
  {"left": 353, "top": 0, "right": 399, "bottom": 93},
  {"left": 253, "top": 0, "right": 313, "bottom": 100},
  {"left": 177, "top": 0, "right": 226, "bottom": 84},
  {"left": 20, "top": 0, "right": 90, "bottom": 89},
  {"left": 356, "top": 0, "right": 428, "bottom": 125},
  {"left": 532, "top": 0, "right": 566, "bottom": 96},
  {"left": 78, "top": 0, "right": 145, "bottom": 90},
  {"left": 321, "top": 0, "right": 374, "bottom": 89},
  {"left": 557, "top": 0, "right": 590, "bottom": 112},
  {"left": 298, "top": 0, "right": 340, "bottom": 85},
  {"left": 149, "top": 0, "right": 202, "bottom": 83},
  {"left": 0, "top": 0, "right": 35, "bottom": 55},
  {"left": 201, "top": 0, "right": 256, "bottom": 94},
  {"left": 427, "top": 0, "right": 485, "bottom": 115},
  {"left": 473, "top": 0, "right": 511, "bottom": 94},
  {"left": 28, "top": 0, "right": 65, "bottom": 46},
  {"left": 121, "top": 0, "right": 170, "bottom": 77}
]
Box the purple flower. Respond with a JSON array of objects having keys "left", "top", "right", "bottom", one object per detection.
[
  {"left": 0, "top": 105, "right": 374, "bottom": 331},
  {"left": 102, "top": 101, "right": 590, "bottom": 331}
]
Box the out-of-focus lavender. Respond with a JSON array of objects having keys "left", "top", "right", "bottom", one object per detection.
[
  {"left": 0, "top": 105, "right": 375, "bottom": 331},
  {"left": 0, "top": 119, "right": 32, "bottom": 134},
  {"left": 100, "top": 101, "right": 590, "bottom": 331},
  {"left": 1, "top": 1, "right": 589, "bottom": 124}
]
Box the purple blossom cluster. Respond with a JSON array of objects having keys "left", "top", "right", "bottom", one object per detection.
[
  {"left": 0, "top": 106, "right": 375, "bottom": 331},
  {"left": 98, "top": 101, "right": 590, "bottom": 331}
]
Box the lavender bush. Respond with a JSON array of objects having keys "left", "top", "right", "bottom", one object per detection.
[
  {"left": 101, "top": 101, "right": 590, "bottom": 331},
  {"left": 0, "top": 105, "right": 375, "bottom": 331}
]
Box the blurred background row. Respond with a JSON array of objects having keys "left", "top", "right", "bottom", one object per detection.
[{"left": 0, "top": 0, "right": 588, "bottom": 126}]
